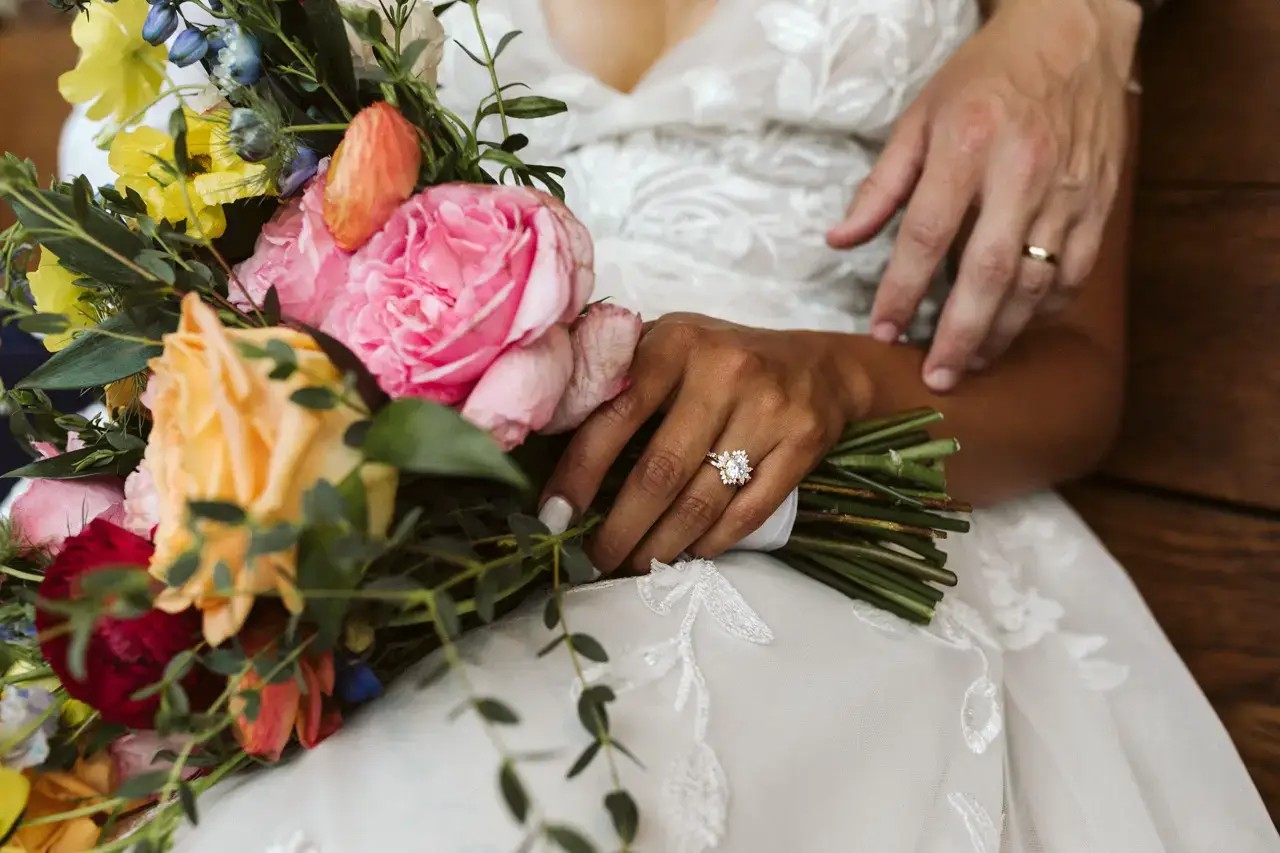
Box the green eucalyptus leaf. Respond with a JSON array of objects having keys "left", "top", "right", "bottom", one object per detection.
[
  {"left": 604, "top": 790, "right": 639, "bottom": 843},
  {"left": 566, "top": 740, "right": 600, "bottom": 779},
  {"left": 6, "top": 188, "right": 148, "bottom": 285},
  {"left": 475, "top": 698, "right": 519, "bottom": 725},
  {"left": 178, "top": 781, "right": 199, "bottom": 826},
  {"left": 363, "top": 398, "right": 527, "bottom": 488},
  {"left": 569, "top": 633, "right": 608, "bottom": 663},
  {"left": 434, "top": 590, "right": 460, "bottom": 639},
  {"left": 16, "top": 309, "right": 175, "bottom": 391},
  {"left": 499, "top": 762, "right": 529, "bottom": 823},
  {"left": 542, "top": 595, "right": 561, "bottom": 630},
  {"left": 114, "top": 771, "right": 170, "bottom": 801},
  {"left": 187, "top": 501, "right": 246, "bottom": 525},
  {"left": 560, "top": 545, "right": 595, "bottom": 585},
  {"left": 545, "top": 825, "right": 596, "bottom": 853}
]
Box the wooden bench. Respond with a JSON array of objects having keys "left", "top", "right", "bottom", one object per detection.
[
  {"left": 1063, "top": 0, "right": 1280, "bottom": 821},
  {"left": 2, "top": 0, "right": 1278, "bottom": 822}
]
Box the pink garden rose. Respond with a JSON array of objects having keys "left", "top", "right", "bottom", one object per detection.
[
  {"left": 11, "top": 435, "right": 126, "bottom": 551},
  {"left": 122, "top": 465, "right": 159, "bottom": 539},
  {"left": 11, "top": 478, "right": 126, "bottom": 552},
  {"left": 109, "top": 732, "right": 198, "bottom": 783},
  {"left": 543, "top": 303, "right": 644, "bottom": 434},
  {"left": 323, "top": 184, "right": 598, "bottom": 447},
  {"left": 231, "top": 160, "right": 352, "bottom": 327}
]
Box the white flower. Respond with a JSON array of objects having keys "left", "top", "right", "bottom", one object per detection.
[
  {"left": 343, "top": 0, "right": 446, "bottom": 86},
  {"left": 0, "top": 686, "right": 58, "bottom": 770}
]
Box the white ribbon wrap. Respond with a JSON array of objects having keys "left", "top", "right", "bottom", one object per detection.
[{"left": 729, "top": 488, "right": 799, "bottom": 552}]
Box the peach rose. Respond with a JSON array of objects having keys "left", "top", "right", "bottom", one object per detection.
[{"left": 143, "top": 295, "right": 397, "bottom": 646}]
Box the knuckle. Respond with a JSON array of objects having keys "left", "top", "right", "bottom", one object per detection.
[
  {"left": 903, "top": 215, "right": 951, "bottom": 255},
  {"left": 673, "top": 492, "right": 721, "bottom": 529},
  {"left": 753, "top": 384, "right": 788, "bottom": 416},
  {"left": 724, "top": 498, "right": 771, "bottom": 539},
  {"left": 1018, "top": 267, "right": 1055, "bottom": 299},
  {"left": 973, "top": 245, "right": 1017, "bottom": 286},
  {"left": 791, "top": 411, "right": 830, "bottom": 451},
  {"left": 715, "top": 345, "right": 763, "bottom": 379},
  {"left": 600, "top": 388, "right": 640, "bottom": 426},
  {"left": 953, "top": 98, "right": 999, "bottom": 154},
  {"left": 1014, "top": 125, "right": 1058, "bottom": 179},
  {"left": 637, "top": 447, "right": 685, "bottom": 496}
]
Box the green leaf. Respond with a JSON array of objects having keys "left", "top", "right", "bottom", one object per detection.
[
  {"left": 475, "top": 698, "right": 519, "bottom": 725},
  {"left": 71, "top": 176, "right": 91, "bottom": 224},
  {"left": 304, "top": 0, "right": 359, "bottom": 105},
  {"left": 398, "top": 37, "right": 432, "bottom": 73},
  {"left": 115, "top": 771, "right": 170, "bottom": 800},
  {"left": 434, "top": 590, "right": 460, "bottom": 639},
  {"left": 178, "top": 781, "right": 199, "bottom": 826},
  {"left": 569, "top": 633, "right": 608, "bottom": 663},
  {"left": 475, "top": 571, "right": 497, "bottom": 623},
  {"left": 290, "top": 386, "right": 339, "bottom": 410},
  {"left": 163, "top": 649, "right": 194, "bottom": 684},
  {"left": 165, "top": 551, "right": 200, "bottom": 588},
  {"left": 16, "top": 314, "right": 70, "bottom": 336},
  {"left": 454, "top": 39, "right": 486, "bottom": 66},
  {"left": 133, "top": 251, "right": 175, "bottom": 285},
  {"left": 237, "top": 688, "right": 261, "bottom": 722},
  {"left": 203, "top": 648, "right": 246, "bottom": 676},
  {"left": 545, "top": 825, "right": 596, "bottom": 853},
  {"left": 262, "top": 285, "right": 282, "bottom": 325},
  {"left": 343, "top": 420, "right": 372, "bottom": 449},
  {"left": 363, "top": 398, "right": 528, "bottom": 489},
  {"left": 212, "top": 561, "right": 233, "bottom": 594},
  {"left": 432, "top": 1, "right": 458, "bottom": 15},
  {"left": 16, "top": 310, "right": 174, "bottom": 390},
  {"left": 507, "top": 513, "right": 546, "bottom": 557},
  {"left": 561, "top": 545, "right": 595, "bottom": 585},
  {"left": 4, "top": 445, "right": 135, "bottom": 480},
  {"left": 577, "top": 685, "right": 615, "bottom": 735},
  {"left": 566, "top": 741, "right": 600, "bottom": 779},
  {"left": 493, "top": 30, "right": 521, "bottom": 59},
  {"left": 542, "top": 595, "right": 561, "bottom": 630},
  {"left": 164, "top": 681, "right": 190, "bottom": 716},
  {"left": 481, "top": 96, "right": 568, "bottom": 120},
  {"left": 187, "top": 500, "right": 246, "bottom": 525},
  {"left": 499, "top": 761, "right": 529, "bottom": 823},
  {"left": 6, "top": 188, "right": 148, "bottom": 285},
  {"left": 604, "top": 790, "right": 639, "bottom": 843},
  {"left": 249, "top": 523, "right": 299, "bottom": 557}
]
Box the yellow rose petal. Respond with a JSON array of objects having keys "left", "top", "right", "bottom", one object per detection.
[{"left": 0, "top": 768, "right": 29, "bottom": 846}]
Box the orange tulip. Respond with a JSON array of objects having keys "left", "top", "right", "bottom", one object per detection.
[
  {"left": 323, "top": 102, "right": 422, "bottom": 251},
  {"left": 232, "top": 611, "right": 341, "bottom": 761}
]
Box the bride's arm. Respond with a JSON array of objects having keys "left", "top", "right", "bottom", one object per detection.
[{"left": 543, "top": 106, "right": 1136, "bottom": 574}]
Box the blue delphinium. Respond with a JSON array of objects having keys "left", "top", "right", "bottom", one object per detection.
[
  {"left": 0, "top": 686, "right": 58, "bottom": 769},
  {"left": 212, "top": 24, "right": 263, "bottom": 87},
  {"left": 169, "top": 28, "right": 209, "bottom": 67},
  {"left": 141, "top": 1, "right": 178, "bottom": 44},
  {"left": 228, "top": 108, "right": 275, "bottom": 163},
  {"left": 278, "top": 145, "right": 319, "bottom": 197},
  {"left": 336, "top": 657, "right": 383, "bottom": 705}
]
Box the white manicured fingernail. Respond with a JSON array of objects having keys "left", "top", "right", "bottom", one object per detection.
[
  {"left": 538, "top": 495, "right": 573, "bottom": 535},
  {"left": 926, "top": 368, "right": 958, "bottom": 393}
]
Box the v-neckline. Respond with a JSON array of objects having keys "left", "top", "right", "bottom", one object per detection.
[{"left": 531, "top": 0, "right": 731, "bottom": 98}]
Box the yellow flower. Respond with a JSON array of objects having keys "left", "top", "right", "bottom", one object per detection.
[
  {"left": 145, "top": 295, "right": 397, "bottom": 646},
  {"left": 3, "top": 754, "right": 115, "bottom": 852},
  {"left": 0, "top": 767, "right": 29, "bottom": 848},
  {"left": 108, "top": 110, "right": 268, "bottom": 239},
  {"left": 25, "top": 249, "right": 95, "bottom": 352},
  {"left": 57, "top": 0, "right": 166, "bottom": 123}
]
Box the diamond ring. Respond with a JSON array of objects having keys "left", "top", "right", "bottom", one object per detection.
[{"left": 707, "top": 449, "right": 752, "bottom": 486}]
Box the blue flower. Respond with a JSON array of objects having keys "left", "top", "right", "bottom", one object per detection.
[
  {"left": 212, "top": 25, "right": 262, "bottom": 87},
  {"left": 168, "top": 28, "right": 209, "bottom": 67},
  {"left": 228, "top": 108, "right": 275, "bottom": 163},
  {"left": 0, "top": 686, "right": 57, "bottom": 770},
  {"left": 278, "top": 145, "right": 319, "bottom": 196},
  {"left": 335, "top": 658, "right": 383, "bottom": 705},
  {"left": 141, "top": 2, "right": 178, "bottom": 46},
  {"left": 0, "top": 621, "right": 35, "bottom": 643}
]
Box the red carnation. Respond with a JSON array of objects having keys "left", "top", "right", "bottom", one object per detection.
[{"left": 35, "top": 519, "right": 223, "bottom": 728}]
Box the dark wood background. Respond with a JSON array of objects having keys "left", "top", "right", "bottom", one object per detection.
[{"left": 1, "top": 0, "right": 1278, "bottom": 822}]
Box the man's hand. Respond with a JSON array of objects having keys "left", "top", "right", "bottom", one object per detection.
[{"left": 828, "top": 0, "right": 1141, "bottom": 392}]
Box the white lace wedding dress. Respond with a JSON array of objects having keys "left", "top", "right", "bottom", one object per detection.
[{"left": 59, "top": 1, "right": 1278, "bottom": 850}]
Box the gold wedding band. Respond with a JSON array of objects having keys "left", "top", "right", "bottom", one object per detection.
[{"left": 1022, "top": 245, "right": 1059, "bottom": 266}]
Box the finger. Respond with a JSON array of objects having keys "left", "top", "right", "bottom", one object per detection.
[
  {"left": 692, "top": 439, "right": 818, "bottom": 558},
  {"left": 867, "top": 140, "right": 982, "bottom": 346},
  {"left": 973, "top": 210, "right": 1073, "bottom": 366},
  {"left": 587, "top": 380, "right": 732, "bottom": 574},
  {"left": 920, "top": 139, "right": 1053, "bottom": 389},
  {"left": 827, "top": 109, "right": 927, "bottom": 249},
  {"left": 540, "top": 337, "right": 683, "bottom": 526},
  {"left": 627, "top": 418, "right": 777, "bottom": 572}
]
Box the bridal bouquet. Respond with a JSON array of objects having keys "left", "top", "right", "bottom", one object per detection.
[{"left": 0, "top": 0, "right": 969, "bottom": 849}]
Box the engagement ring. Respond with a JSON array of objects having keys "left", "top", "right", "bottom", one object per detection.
[{"left": 708, "top": 449, "right": 753, "bottom": 486}]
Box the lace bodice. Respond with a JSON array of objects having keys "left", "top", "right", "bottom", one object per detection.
[{"left": 439, "top": 0, "right": 979, "bottom": 334}]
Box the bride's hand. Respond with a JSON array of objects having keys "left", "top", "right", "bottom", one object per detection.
[
  {"left": 827, "top": 0, "right": 1140, "bottom": 391},
  {"left": 540, "top": 314, "right": 868, "bottom": 575}
]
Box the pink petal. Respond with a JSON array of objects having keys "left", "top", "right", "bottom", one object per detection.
[
  {"left": 543, "top": 304, "right": 643, "bottom": 434},
  {"left": 461, "top": 325, "right": 574, "bottom": 450},
  {"left": 11, "top": 477, "right": 127, "bottom": 551}
]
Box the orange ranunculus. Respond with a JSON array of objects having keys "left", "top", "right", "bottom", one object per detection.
[
  {"left": 232, "top": 611, "right": 340, "bottom": 761},
  {"left": 323, "top": 102, "right": 421, "bottom": 251},
  {"left": 144, "top": 294, "right": 398, "bottom": 646},
  {"left": 7, "top": 753, "right": 116, "bottom": 852}
]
